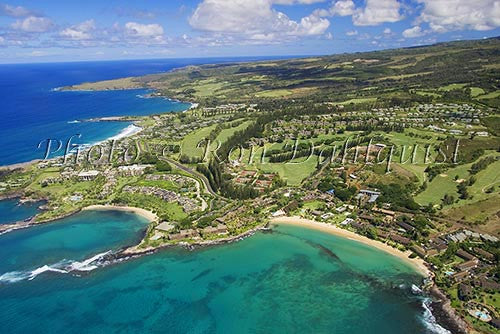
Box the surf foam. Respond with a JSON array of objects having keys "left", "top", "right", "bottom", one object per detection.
[{"left": 0, "top": 250, "right": 112, "bottom": 284}]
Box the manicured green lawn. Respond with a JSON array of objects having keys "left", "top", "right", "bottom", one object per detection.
[
  {"left": 415, "top": 164, "right": 469, "bottom": 205},
  {"left": 439, "top": 83, "right": 467, "bottom": 91},
  {"left": 255, "top": 155, "right": 319, "bottom": 186},
  {"left": 181, "top": 124, "right": 217, "bottom": 159},
  {"left": 469, "top": 87, "right": 485, "bottom": 97},
  {"left": 476, "top": 90, "right": 500, "bottom": 99},
  {"left": 415, "top": 153, "right": 500, "bottom": 206},
  {"left": 213, "top": 120, "right": 253, "bottom": 148}
]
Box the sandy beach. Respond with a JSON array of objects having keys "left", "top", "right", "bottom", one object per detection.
[
  {"left": 0, "top": 159, "right": 40, "bottom": 171},
  {"left": 271, "top": 216, "right": 431, "bottom": 277},
  {"left": 83, "top": 205, "right": 158, "bottom": 222}
]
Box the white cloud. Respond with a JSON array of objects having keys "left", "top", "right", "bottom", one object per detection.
[
  {"left": 345, "top": 29, "right": 358, "bottom": 36},
  {"left": 316, "top": 0, "right": 355, "bottom": 16},
  {"left": 124, "top": 22, "right": 164, "bottom": 37},
  {"left": 331, "top": 0, "right": 355, "bottom": 15},
  {"left": 296, "top": 12, "right": 331, "bottom": 35},
  {"left": 402, "top": 25, "right": 426, "bottom": 38},
  {"left": 189, "top": 0, "right": 330, "bottom": 42},
  {"left": 29, "top": 50, "right": 48, "bottom": 57},
  {"left": 0, "top": 4, "right": 34, "bottom": 17},
  {"left": 416, "top": 0, "right": 500, "bottom": 32},
  {"left": 317, "top": 0, "right": 403, "bottom": 26},
  {"left": 353, "top": 0, "right": 403, "bottom": 26},
  {"left": 383, "top": 28, "right": 391, "bottom": 34},
  {"left": 11, "top": 16, "right": 54, "bottom": 32},
  {"left": 274, "top": 0, "right": 326, "bottom": 4},
  {"left": 60, "top": 19, "right": 95, "bottom": 40}
]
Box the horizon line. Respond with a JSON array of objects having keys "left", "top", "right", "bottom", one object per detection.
[{"left": 2, "top": 35, "right": 498, "bottom": 66}]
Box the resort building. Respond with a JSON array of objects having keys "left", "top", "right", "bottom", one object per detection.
[
  {"left": 77, "top": 170, "right": 100, "bottom": 181},
  {"left": 118, "top": 164, "right": 152, "bottom": 176}
]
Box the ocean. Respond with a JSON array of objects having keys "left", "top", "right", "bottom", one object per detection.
[
  {"left": 0, "top": 208, "right": 448, "bottom": 334},
  {"left": 0, "top": 198, "right": 44, "bottom": 224},
  {"left": 0, "top": 57, "right": 282, "bottom": 166}
]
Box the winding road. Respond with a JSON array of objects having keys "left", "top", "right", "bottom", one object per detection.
[{"left": 161, "top": 157, "right": 220, "bottom": 198}]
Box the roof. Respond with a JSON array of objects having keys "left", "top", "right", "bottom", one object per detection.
[
  {"left": 156, "top": 222, "right": 175, "bottom": 232},
  {"left": 78, "top": 170, "right": 100, "bottom": 177}
]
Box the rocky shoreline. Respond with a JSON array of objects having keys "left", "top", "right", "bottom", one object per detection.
[
  {"left": 428, "top": 285, "right": 470, "bottom": 334},
  {"left": 119, "top": 223, "right": 270, "bottom": 258}
]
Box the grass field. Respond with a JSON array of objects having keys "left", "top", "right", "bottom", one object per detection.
[
  {"left": 255, "top": 89, "right": 293, "bottom": 98},
  {"left": 374, "top": 72, "right": 433, "bottom": 81},
  {"left": 213, "top": 121, "right": 253, "bottom": 148},
  {"left": 439, "top": 83, "right": 467, "bottom": 91},
  {"left": 444, "top": 195, "right": 500, "bottom": 233},
  {"left": 255, "top": 155, "right": 319, "bottom": 186},
  {"left": 414, "top": 90, "right": 442, "bottom": 98},
  {"left": 180, "top": 124, "right": 217, "bottom": 159},
  {"left": 396, "top": 163, "right": 427, "bottom": 184},
  {"left": 415, "top": 164, "right": 469, "bottom": 205},
  {"left": 415, "top": 154, "right": 500, "bottom": 206},
  {"left": 188, "top": 80, "right": 227, "bottom": 97},
  {"left": 476, "top": 90, "right": 500, "bottom": 99},
  {"left": 336, "top": 97, "right": 377, "bottom": 105},
  {"left": 469, "top": 87, "right": 486, "bottom": 97}
]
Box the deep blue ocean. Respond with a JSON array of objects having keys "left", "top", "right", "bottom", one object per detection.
[{"left": 0, "top": 57, "right": 280, "bottom": 166}]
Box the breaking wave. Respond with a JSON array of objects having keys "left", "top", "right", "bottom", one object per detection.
[
  {"left": 0, "top": 250, "right": 112, "bottom": 284},
  {"left": 421, "top": 298, "right": 452, "bottom": 334}
]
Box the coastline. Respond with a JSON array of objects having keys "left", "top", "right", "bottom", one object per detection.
[
  {"left": 0, "top": 87, "right": 193, "bottom": 170},
  {"left": 82, "top": 204, "right": 158, "bottom": 222},
  {"left": 271, "top": 216, "right": 431, "bottom": 277}
]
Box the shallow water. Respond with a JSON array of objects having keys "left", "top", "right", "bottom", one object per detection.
[
  {"left": 0, "top": 219, "right": 442, "bottom": 333},
  {"left": 0, "top": 210, "right": 148, "bottom": 276}
]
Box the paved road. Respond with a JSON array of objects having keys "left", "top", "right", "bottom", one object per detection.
[{"left": 162, "top": 157, "right": 219, "bottom": 198}]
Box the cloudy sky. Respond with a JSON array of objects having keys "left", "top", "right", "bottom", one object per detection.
[{"left": 0, "top": 0, "right": 499, "bottom": 63}]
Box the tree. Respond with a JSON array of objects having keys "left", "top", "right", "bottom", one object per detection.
[{"left": 156, "top": 160, "right": 172, "bottom": 172}]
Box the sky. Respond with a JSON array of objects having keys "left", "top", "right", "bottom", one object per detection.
[{"left": 0, "top": 0, "right": 499, "bottom": 63}]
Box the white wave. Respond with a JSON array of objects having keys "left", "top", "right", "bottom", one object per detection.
[
  {"left": 0, "top": 271, "right": 32, "bottom": 283},
  {"left": 66, "top": 251, "right": 112, "bottom": 272},
  {"left": 67, "top": 120, "right": 81, "bottom": 124},
  {"left": 28, "top": 265, "right": 68, "bottom": 280},
  {"left": 421, "top": 299, "right": 452, "bottom": 334},
  {"left": 136, "top": 94, "right": 154, "bottom": 99},
  {"left": 411, "top": 284, "right": 423, "bottom": 294},
  {"left": 0, "top": 250, "right": 112, "bottom": 284}
]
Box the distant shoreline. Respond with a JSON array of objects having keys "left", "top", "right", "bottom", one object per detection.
[
  {"left": 271, "top": 216, "right": 431, "bottom": 277},
  {"left": 0, "top": 86, "right": 192, "bottom": 169}
]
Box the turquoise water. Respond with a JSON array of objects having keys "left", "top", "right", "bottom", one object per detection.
[
  {"left": 0, "top": 210, "right": 148, "bottom": 277},
  {"left": 0, "top": 218, "right": 441, "bottom": 333},
  {"left": 0, "top": 198, "right": 44, "bottom": 224}
]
